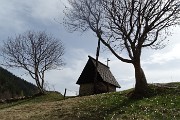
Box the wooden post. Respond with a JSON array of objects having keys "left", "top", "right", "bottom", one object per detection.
[
  {"left": 106, "top": 58, "right": 110, "bottom": 67},
  {"left": 63, "top": 88, "right": 67, "bottom": 99},
  {"left": 94, "top": 38, "right": 101, "bottom": 94}
]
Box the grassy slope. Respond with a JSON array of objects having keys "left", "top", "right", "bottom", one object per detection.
[{"left": 0, "top": 83, "right": 179, "bottom": 120}]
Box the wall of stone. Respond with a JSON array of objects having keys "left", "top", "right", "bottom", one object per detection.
[
  {"left": 79, "top": 82, "right": 116, "bottom": 96},
  {"left": 79, "top": 83, "right": 94, "bottom": 96},
  {"left": 96, "top": 81, "right": 116, "bottom": 93}
]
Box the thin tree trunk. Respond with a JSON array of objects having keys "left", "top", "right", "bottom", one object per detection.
[
  {"left": 35, "top": 74, "right": 44, "bottom": 94},
  {"left": 41, "top": 77, "right": 44, "bottom": 93},
  {"left": 38, "top": 86, "right": 44, "bottom": 94},
  {"left": 133, "top": 61, "right": 148, "bottom": 96}
]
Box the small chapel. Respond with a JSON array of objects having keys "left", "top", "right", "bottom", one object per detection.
[{"left": 76, "top": 56, "right": 120, "bottom": 96}]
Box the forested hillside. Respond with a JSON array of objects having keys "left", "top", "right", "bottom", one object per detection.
[{"left": 0, "top": 67, "right": 38, "bottom": 99}]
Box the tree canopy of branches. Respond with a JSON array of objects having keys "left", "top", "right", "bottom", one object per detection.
[
  {"left": 64, "top": 0, "right": 180, "bottom": 97},
  {"left": 1, "top": 31, "right": 65, "bottom": 93}
]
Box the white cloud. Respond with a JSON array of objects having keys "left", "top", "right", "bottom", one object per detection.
[
  {"left": 0, "top": 0, "right": 64, "bottom": 38},
  {"left": 144, "top": 65, "right": 180, "bottom": 84},
  {"left": 0, "top": 1, "right": 26, "bottom": 36},
  {"left": 143, "top": 44, "right": 180, "bottom": 64},
  {"left": 30, "top": 0, "right": 62, "bottom": 22},
  {"left": 141, "top": 43, "right": 180, "bottom": 85}
]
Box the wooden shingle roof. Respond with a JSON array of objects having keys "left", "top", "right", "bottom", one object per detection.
[{"left": 76, "top": 56, "right": 120, "bottom": 88}]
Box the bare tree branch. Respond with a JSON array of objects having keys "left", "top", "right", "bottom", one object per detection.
[{"left": 1, "top": 31, "right": 65, "bottom": 93}]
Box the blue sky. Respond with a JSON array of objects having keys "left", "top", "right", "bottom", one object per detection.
[{"left": 0, "top": 0, "right": 180, "bottom": 95}]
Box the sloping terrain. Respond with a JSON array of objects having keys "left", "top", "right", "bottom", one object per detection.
[
  {"left": 0, "top": 82, "right": 179, "bottom": 120},
  {"left": 0, "top": 66, "right": 38, "bottom": 99}
]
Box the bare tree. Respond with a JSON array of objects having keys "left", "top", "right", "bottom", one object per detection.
[
  {"left": 1, "top": 31, "right": 65, "bottom": 93},
  {"left": 64, "top": 0, "right": 180, "bottom": 97}
]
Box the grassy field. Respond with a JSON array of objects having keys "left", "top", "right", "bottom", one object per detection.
[{"left": 0, "top": 82, "right": 179, "bottom": 120}]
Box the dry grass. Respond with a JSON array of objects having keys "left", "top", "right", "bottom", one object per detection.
[
  {"left": 0, "top": 101, "right": 57, "bottom": 119},
  {"left": 0, "top": 92, "right": 65, "bottom": 120},
  {"left": 0, "top": 93, "right": 98, "bottom": 120}
]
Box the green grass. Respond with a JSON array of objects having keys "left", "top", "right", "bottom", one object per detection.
[
  {"left": 0, "top": 82, "right": 179, "bottom": 120},
  {"left": 65, "top": 85, "right": 180, "bottom": 120}
]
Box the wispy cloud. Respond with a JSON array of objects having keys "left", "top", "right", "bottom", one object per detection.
[{"left": 143, "top": 44, "right": 180, "bottom": 64}]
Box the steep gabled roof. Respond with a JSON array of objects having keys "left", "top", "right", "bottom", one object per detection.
[{"left": 76, "top": 56, "right": 120, "bottom": 88}]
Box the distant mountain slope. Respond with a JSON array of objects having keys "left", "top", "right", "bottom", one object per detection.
[{"left": 0, "top": 66, "right": 38, "bottom": 99}]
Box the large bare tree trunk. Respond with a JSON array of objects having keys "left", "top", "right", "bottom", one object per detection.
[{"left": 133, "top": 61, "right": 148, "bottom": 96}]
